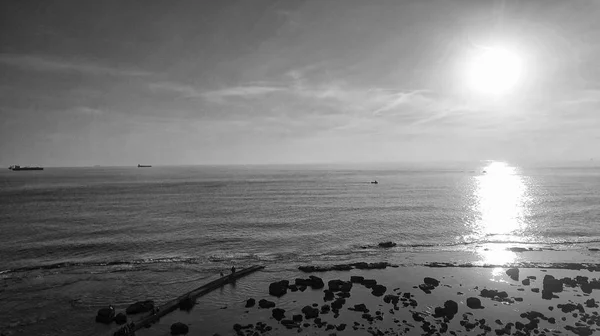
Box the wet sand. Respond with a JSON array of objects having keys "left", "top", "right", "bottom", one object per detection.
[{"left": 133, "top": 265, "right": 600, "bottom": 336}]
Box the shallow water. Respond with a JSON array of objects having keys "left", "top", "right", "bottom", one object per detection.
[{"left": 1, "top": 161, "right": 599, "bottom": 335}]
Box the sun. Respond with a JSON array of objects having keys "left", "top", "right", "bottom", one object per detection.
[{"left": 466, "top": 46, "right": 522, "bottom": 95}]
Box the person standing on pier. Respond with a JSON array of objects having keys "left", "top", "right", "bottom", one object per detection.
[{"left": 231, "top": 266, "right": 236, "bottom": 274}]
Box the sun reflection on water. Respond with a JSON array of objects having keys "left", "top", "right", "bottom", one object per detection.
[{"left": 472, "top": 161, "right": 530, "bottom": 265}]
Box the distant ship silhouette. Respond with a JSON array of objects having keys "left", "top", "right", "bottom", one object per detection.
[
  {"left": 137, "top": 164, "right": 152, "bottom": 168},
  {"left": 9, "top": 165, "right": 43, "bottom": 171}
]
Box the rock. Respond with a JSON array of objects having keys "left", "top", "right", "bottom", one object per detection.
[
  {"left": 114, "top": 312, "right": 127, "bottom": 325},
  {"left": 258, "top": 299, "right": 276, "bottom": 309},
  {"left": 293, "top": 314, "right": 303, "bottom": 322},
  {"left": 126, "top": 300, "right": 154, "bottom": 314},
  {"left": 323, "top": 290, "right": 335, "bottom": 301},
  {"left": 336, "top": 323, "right": 347, "bottom": 331},
  {"left": 371, "top": 284, "right": 387, "bottom": 296},
  {"left": 531, "top": 288, "right": 540, "bottom": 293},
  {"left": 328, "top": 280, "right": 352, "bottom": 292},
  {"left": 362, "top": 279, "right": 377, "bottom": 288},
  {"left": 309, "top": 276, "right": 325, "bottom": 289},
  {"left": 541, "top": 290, "right": 553, "bottom": 300},
  {"left": 288, "top": 284, "right": 298, "bottom": 292},
  {"left": 269, "top": 280, "right": 289, "bottom": 297},
  {"left": 543, "top": 275, "right": 563, "bottom": 293},
  {"left": 295, "top": 276, "right": 324, "bottom": 289},
  {"left": 95, "top": 306, "right": 115, "bottom": 324},
  {"left": 424, "top": 277, "right": 440, "bottom": 286},
  {"left": 350, "top": 276, "right": 364, "bottom": 283},
  {"left": 349, "top": 303, "right": 369, "bottom": 313},
  {"left": 179, "top": 296, "right": 195, "bottom": 311},
  {"left": 585, "top": 298, "right": 598, "bottom": 308},
  {"left": 378, "top": 241, "right": 397, "bottom": 248},
  {"left": 331, "top": 298, "right": 346, "bottom": 310},
  {"left": 301, "top": 305, "right": 319, "bottom": 319},
  {"left": 245, "top": 298, "right": 256, "bottom": 308},
  {"left": 466, "top": 297, "right": 483, "bottom": 309},
  {"left": 272, "top": 308, "right": 286, "bottom": 321},
  {"left": 444, "top": 300, "right": 459, "bottom": 317},
  {"left": 353, "top": 262, "right": 390, "bottom": 269},
  {"left": 331, "top": 264, "right": 353, "bottom": 271},
  {"left": 522, "top": 278, "right": 530, "bottom": 286},
  {"left": 383, "top": 294, "right": 399, "bottom": 305},
  {"left": 419, "top": 283, "right": 435, "bottom": 294},
  {"left": 506, "top": 268, "right": 519, "bottom": 281},
  {"left": 170, "top": 322, "right": 189, "bottom": 335}
]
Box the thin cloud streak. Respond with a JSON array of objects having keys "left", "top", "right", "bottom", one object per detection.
[{"left": 0, "top": 54, "right": 150, "bottom": 77}]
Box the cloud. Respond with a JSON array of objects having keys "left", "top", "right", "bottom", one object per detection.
[
  {"left": 201, "top": 84, "right": 285, "bottom": 103},
  {"left": 148, "top": 81, "right": 201, "bottom": 97},
  {"left": 0, "top": 54, "right": 150, "bottom": 77}
]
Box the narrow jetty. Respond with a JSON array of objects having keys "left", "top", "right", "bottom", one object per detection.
[{"left": 99, "top": 265, "right": 265, "bottom": 336}]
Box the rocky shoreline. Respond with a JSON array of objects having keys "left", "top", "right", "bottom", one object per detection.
[{"left": 216, "top": 266, "right": 600, "bottom": 336}]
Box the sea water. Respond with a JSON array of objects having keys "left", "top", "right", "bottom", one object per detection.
[{"left": 1, "top": 161, "right": 599, "bottom": 335}]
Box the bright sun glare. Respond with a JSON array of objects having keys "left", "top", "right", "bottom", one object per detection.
[{"left": 467, "top": 46, "right": 522, "bottom": 95}]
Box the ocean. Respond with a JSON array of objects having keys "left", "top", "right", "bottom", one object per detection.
[{"left": 1, "top": 161, "right": 599, "bottom": 335}]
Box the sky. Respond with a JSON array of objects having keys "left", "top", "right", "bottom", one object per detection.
[{"left": 1, "top": 0, "right": 599, "bottom": 166}]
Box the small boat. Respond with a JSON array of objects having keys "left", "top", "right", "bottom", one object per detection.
[
  {"left": 371, "top": 180, "right": 378, "bottom": 184},
  {"left": 137, "top": 164, "right": 152, "bottom": 168}
]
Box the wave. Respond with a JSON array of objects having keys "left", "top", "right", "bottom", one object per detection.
[
  {"left": 3, "top": 237, "right": 599, "bottom": 276},
  {"left": 356, "top": 237, "right": 600, "bottom": 250}
]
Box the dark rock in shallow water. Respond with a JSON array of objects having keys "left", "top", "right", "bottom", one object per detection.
[
  {"left": 170, "top": 322, "right": 189, "bottom": 335},
  {"left": 348, "top": 303, "right": 369, "bottom": 313},
  {"left": 258, "top": 299, "right": 276, "bottom": 309},
  {"left": 295, "top": 276, "right": 324, "bottom": 289},
  {"left": 245, "top": 298, "right": 256, "bottom": 308},
  {"left": 506, "top": 268, "right": 519, "bottom": 281},
  {"left": 114, "top": 312, "right": 127, "bottom": 325},
  {"left": 95, "top": 305, "right": 115, "bottom": 324},
  {"left": 424, "top": 277, "right": 440, "bottom": 286},
  {"left": 362, "top": 279, "right": 377, "bottom": 288},
  {"left": 522, "top": 278, "right": 530, "bottom": 286},
  {"left": 383, "top": 294, "right": 399, "bottom": 305},
  {"left": 301, "top": 305, "right": 319, "bottom": 319},
  {"left": 269, "top": 280, "right": 289, "bottom": 297},
  {"left": 543, "top": 275, "right": 563, "bottom": 293},
  {"left": 331, "top": 298, "right": 346, "bottom": 310},
  {"left": 353, "top": 262, "right": 390, "bottom": 269},
  {"left": 350, "top": 276, "right": 364, "bottom": 283},
  {"left": 323, "top": 290, "right": 335, "bottom": 301},
  {"left": 585, "top": 298, "right": 598, "bottom": 308},
  {"left": 479, "top": 289, "right": 507, "bottom": 299},
  {"left": 378, "top": 241, "right": 397, "bottom": 248},
  {"left": 541, "top": 290, "right": 554, "bottom": 300},
  {"left": 328, "top": 279, "right": 352, "bottom": 292},
  {"left": 272, "top": 308, "right": 286, "bottom": 321},
  {"left": 433, "top": 300, "right": 458, "bottom": 319},
  {"left": 371, "top": 284, "right": 387, "bottom": 296},
  {"left": 466, "top": 297, "right": 483, "bottom": 309},
  {"left": 292, "top": 314, "right": 303, "bottom": 322},
  {"left": 419, "top": 283, "right": 435, "bottom": 294},
  {"left": 126, "top": 300, "right": 154, "bottom": 315}
]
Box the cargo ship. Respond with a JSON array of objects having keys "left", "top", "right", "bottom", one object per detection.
[
  {"left": 137, "top": 164, "right": 152, "bottom": 168},
  {"left": 9, "top": 165, "right": 44, "bottom": 171}
]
